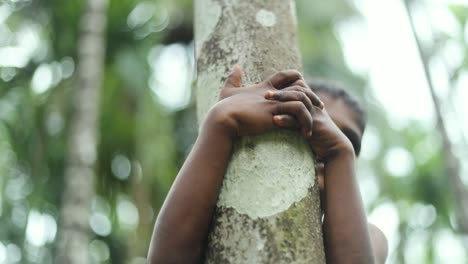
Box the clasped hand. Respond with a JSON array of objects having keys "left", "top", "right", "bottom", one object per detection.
[{"left": 208, "top": 65, "right": 354, "bottom": 162}]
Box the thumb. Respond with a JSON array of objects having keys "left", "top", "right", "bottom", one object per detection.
[{"left": 223, "top": 64, "right": 243, "bottom": 88}]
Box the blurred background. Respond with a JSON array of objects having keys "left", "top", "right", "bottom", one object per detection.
[{"left": 0, "top": 0, "right": 467, "bottom": 263}]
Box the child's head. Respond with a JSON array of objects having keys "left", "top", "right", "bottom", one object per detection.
[{"left": 307, "top": 80, "right": 367, "bottom": 156}]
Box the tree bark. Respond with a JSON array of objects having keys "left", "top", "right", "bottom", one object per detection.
[
  {"left": 194, "top": 0, "right": 325, "bottom": 263},
  {"left": 404, "top": 0, "right": 468, "bottom": 234},
  {"left": 56, "top": 0, "right": 108, "bottom": 263}
]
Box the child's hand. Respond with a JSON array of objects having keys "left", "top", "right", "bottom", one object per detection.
[
  {"left": 206, "top": 65, "right": 323, "bottom": 139},
  {"left": 219, "top": 65, "right": 322, "bottom": 105},
  {"left": 267, "top": 84, "right": 354, "bottom": 161}
]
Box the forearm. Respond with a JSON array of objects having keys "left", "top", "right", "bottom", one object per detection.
[
  {"left": 322, "top": 151, "right": 374, "bottom": 264},
  {"left": 148, "top": 114, "right": 233, "bottom": 263}
]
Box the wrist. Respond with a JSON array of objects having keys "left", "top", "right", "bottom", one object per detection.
[
  {"left": 328, "top": 139, "right": 355, "bottom": 162},
  {"left": 203, "top": 103, "right": 238, "bottom": 140},
  {"left": 196, "top": 105, "right": 236, "bottom": 163}
]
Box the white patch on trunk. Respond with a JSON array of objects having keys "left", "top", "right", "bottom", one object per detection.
[
  {"left": 255, "top": 9, "right": 277, "bottom": 27},
  {"left": 218, "top": 133, "right": 315, "bottom": 219},
  {"left": 196, "top": 65, "right": 225, "bottom": 125},
  {"left": 194, "top": 0, "right": 221, "bottom": 57}
]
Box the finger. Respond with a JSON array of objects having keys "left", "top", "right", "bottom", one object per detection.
[
  {"left": 291, "top": 79, "right": 306, "bottom": 88},
  {"left": 273, "top": 101, "right": 313, "bottom": 137},
  {"left": 266, "top": 70, "right": 303, "bottom": 89},
  {"left": 223, "top": 64, "right": 243, "bottom": 88},
  {"left": 273, "top": 114, "right": 299, "bottom": 128},
  {"left": 265, "top": 90, "right": 313, "bottom": 111},
  {"left": 281, "top": 85, "right": 324, "bottom": 109}
]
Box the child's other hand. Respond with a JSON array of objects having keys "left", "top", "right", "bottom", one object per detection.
[
  {"left": 206, "top": 65, "right": 323, "bottom": 139},
  {"left": 268, "top": 84, "right": 354, "bottom": 161}
]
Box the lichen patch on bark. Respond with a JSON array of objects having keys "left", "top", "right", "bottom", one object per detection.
[
  {"left": 195, "top": 64, "right": 225, "bottom": 125},
  {"left": 218, "top": 131, "right": 315, "bottom": 219},
  {"left": 195, "top": 0, "right": 326, "bottom": 262},
  {"left": 255, "top": 9, "right": 277, "bottom": 27},
  {"left": 194, "top": 0, "right": 221, "bottom": 58},
  {"left": 205, "top": 185, "right": 325, "bottom": 264}
]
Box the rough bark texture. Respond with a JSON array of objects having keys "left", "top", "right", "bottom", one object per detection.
[
  {"left": 195, "top": 0, "right": 325, "bottom": 263},
  {"left": 404, "top": 0, "right": 468, "bottom": 233},
  {"left": 56, "top": 0, "right": 108, "bottom": 263}
]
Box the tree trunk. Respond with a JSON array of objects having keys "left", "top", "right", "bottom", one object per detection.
[
  {"left": 194, "top": 1, "right": 325, "bottom": 263},
  {"left": 56, "top": 0, "right": 108, "bottom": 263}
]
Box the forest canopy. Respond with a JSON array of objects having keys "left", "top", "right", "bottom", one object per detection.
[{"left": 0, "top": 0, "right": 467, "bottom": 263}]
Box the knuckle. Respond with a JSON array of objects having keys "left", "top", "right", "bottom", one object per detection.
[
  {"left": 296, "top": 92, "right": 305, "bottom": 101},
  {"left": 297, "top": 86, "right": 307, "bottom": 93},
  {"left": 293, "top": 102, "right": 307, "bottom": 113},
  {"left": 277, "top": 70, "right": 288, "bottom": 78},
  {"left": 296, "top": 80, "right": 306, "bottom": 87},
  {"left": 295, "top": 88, "right": 308, "bottom": 99},
  {"left": 291, "top": 85, "right": 301, "bottom": 91},
  {"left": 289, "top": 69, "right": 302, "bottom": 76}
]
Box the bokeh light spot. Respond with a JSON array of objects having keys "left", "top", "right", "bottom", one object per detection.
[
  {"left": 111, "top": 154, "right": 132, "bottom": 180},
  {"left": 89, "top": 239, "right": 110, "bottom": 262},
  {"left": 117, "top": 197, "right": 139, "bottom": 229},
  {"left": 31, "top": 64, "right": 53, "bottom": 94},
  {"left": 89, "top": 213, "right": 112, "bottom": 237},
  {"left": 25, "top": 211, "right": 57, "bottom": 247},
  {"left": 0, "top": 242, "right": 6, "bottom": 263},
  {"left": 384, "top": 147, "right": 415, "bottom": 177}
]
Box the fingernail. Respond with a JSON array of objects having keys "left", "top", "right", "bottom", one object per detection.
[
  {"left": 320, "top": 102, "right": 325, "bottom": 109},
  {"left": 266, "top": 90, "right": 275, "bottom": 98}
]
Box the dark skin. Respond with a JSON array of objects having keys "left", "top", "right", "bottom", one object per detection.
[
  {"left": 148, "top": 65, "right": 387, "bottom": 263},
  {"left": 313, "top": 93, "right": 388, "bottom": 264}
]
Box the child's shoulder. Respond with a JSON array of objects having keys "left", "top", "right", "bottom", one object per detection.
[{"left": 368, "top": 223, "right": 388, "bottom": 264}]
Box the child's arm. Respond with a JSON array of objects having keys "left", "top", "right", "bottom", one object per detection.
[
  {"left": 316, "top": 162, "right": 388, "bottom": 263},
  {"left": 147, "top": 65, "right": 322, "bottom": 263},
  {"left": 269, "top": 89, "right": 375, "bottom": 263},
  {"left": 320, "top": 147, "right": 375, "bottom": 264}
]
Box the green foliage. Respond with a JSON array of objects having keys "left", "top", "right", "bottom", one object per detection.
[{"left": 0, "top": 0, "right": 467, "bottom": 263}]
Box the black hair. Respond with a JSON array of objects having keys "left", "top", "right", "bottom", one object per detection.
[{"left": 307, "top": 80, "right": 367, "bottom": 156}]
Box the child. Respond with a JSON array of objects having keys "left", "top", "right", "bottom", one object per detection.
[{"left": 147, "top": 65, "right": 388, "bottom": 263}]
